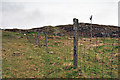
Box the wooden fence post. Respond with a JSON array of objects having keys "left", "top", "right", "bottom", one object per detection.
[
  {"left": 37, "top": 33, "right": 41, "bottom": 48},
  {"left": 32, "top": 35, "right": 34, "bottom": 44},
  {"left": 26, "top": 35, "right": 29, "bottom": 41},
  {"left": 45, "top": 31, "right": 48, "bottom": 53},
  {"left": 36, "top": 34, "right": 38, "bottom": 45},
  {"left": 25, "top": 31, "right": 29, "bottom": 42},
  {"left": 73, "top": 18, "right": 79, "bottom": 67},
  {"left": 27, "top": 36, "right": 30, "bottom": 43}
]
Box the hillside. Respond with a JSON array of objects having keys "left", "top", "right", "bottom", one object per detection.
[
  {"left": 2, "top": 30, "right": 119, "bottom": 78},
  {"left": 4, "top": 23, "right": 120, "bottom": 38}
]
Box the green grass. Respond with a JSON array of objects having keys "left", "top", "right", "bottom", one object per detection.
[{"left": 2, "top": 31, "right": 119, "bottom": 78}]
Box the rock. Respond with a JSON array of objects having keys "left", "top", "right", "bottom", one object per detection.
[
  {"left": 49, "top": 51, "right": 54, "bottom": 54},
  {"left": 114, "top": 53, "right": 118, "bottom": 57},
  {"left": 17, "top": 36, "right": 23, "bottom": 39},
  {"left": 57, "top": 57, "right": 61, "bottom": 59},
  {"left": 12, "top": 52, "right": 23, "bottom": 56}
]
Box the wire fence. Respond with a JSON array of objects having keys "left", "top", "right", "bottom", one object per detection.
[{"left": 25, "top": 21, "right": 119, "bottom": 78}]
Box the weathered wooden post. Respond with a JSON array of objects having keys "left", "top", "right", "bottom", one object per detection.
[
  {"left": 25, "top": 31, "right": 31, "bottom": 43},
  {"left": 26, "top": 34, "right": 29, "bottom": 41},
  {"left": 44, "top": 28, "right": 48, "bottom": 53},
  {"left": 37, "top": 33, "right": 41, "bottom": 48},
  {"left": 27, "top": 36, "right": 30, "bottom": 43},
  {"left": 90, "top": 15, "right": 93, "bottom": 38},
  {"left": 25, "top": 31, "right": 29, "bottom": 41},
  {"left": 36, "top": 34, "right": 38, "bottom": 45},
  {"left": 73, "top": 18, "right": 79, "bottom": 67},
  {"left": 32, "top": 34, "right": 34, "bottom": 44}
]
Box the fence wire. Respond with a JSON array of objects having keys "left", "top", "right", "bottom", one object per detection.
[{"left": 25, "top": 25, "right": 119, "bottom": 78}]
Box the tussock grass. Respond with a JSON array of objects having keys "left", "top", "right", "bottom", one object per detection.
[{"left": 2, "top": 31, "right": 118, "bottom": 78}]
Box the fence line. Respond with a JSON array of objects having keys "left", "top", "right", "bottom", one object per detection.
[{"left": 24, "top": 19, "right": 119, "bottom": 78}]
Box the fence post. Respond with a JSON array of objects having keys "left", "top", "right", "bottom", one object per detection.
[
  {"left": 37, "top": 33, "right": 41, "bottom": 48},
  {"left": 27, "top": 36, "right": 30, "bottom": 43},
  {"left": 32, "top": 34, "right": 34, "bottom": 44},
  {"left": 25, "top": 31, "right": 29, "bottom": 42},
  {"left": 44, "top": 31, "right": 48, "bottom": 53},
  {"left": 73, "top": 18, "right": 79, "bottom": 67},
  {"left": 36, "top": 34, "right": 38, "bottom": 45}
]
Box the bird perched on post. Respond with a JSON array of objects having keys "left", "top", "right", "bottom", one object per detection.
[{"left": 90, "top": 15, "right": 92, "bottom": 21}]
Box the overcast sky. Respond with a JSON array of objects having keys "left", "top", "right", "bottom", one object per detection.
[{"left": 0, "top": 0, "right": 119, "bottom": 29}]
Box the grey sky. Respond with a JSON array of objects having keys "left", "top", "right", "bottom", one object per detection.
[
  {"left": 118, "top": 1, "right": 120, "bottom": 27},
  {"left": 0, "top": 0, "right": 119, "bottom": 29}
]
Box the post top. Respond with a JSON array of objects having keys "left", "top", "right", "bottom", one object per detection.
[{"left": 73, "top": 18, "right": 78, "bottom": 23}]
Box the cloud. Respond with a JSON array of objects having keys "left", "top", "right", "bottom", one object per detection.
[
  {"left": 118, "top": 1, "right": 120, "bottom": 26},
  {"left": 0, "top": 0, "right": 119, "bottom": 29},
  {"left": 1, "top": 2, "right": 44, "bottom": 29},
  {"left": 2, "top": 2, "right": 24, "bottom": 12}
]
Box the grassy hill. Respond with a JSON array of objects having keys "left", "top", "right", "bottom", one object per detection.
[{"left": 2, "top": 31, "right": 118, "bottom": 78}]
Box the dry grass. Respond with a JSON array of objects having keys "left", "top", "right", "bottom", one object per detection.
[{"left": 2, "top": 31, "right": 119, "bottom": 78}]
